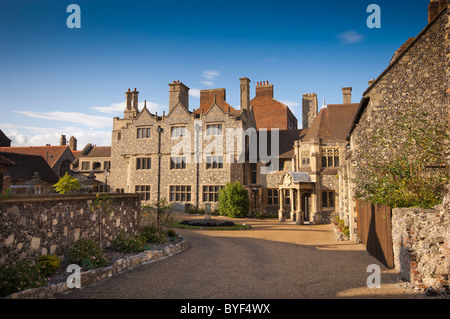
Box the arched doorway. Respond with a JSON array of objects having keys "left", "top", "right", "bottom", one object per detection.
[{"left": 301, "top": 193, "right": 311, "bottom": 222}]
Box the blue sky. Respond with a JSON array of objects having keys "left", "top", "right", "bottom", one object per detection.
[{"left": 0, "top": 0, "right": 432, "bottom": 148}]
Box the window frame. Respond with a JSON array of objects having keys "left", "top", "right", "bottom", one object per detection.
[
  {"left": 169, "top": 185, "right": 192, "bottom": 202},
  {"left": 137, "top": 127, "right": 151, "bottom": 139},
  {"left": 170, "top": 156, "right": 186, "bottom": 170},
  {"left": 136, "top": 157, "right": 151, "bottom": 170},
  {"left": 135, "top": 185, "right": 151, "bottom": 201}
]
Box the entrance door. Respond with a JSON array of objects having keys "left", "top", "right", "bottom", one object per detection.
[{"left": 301, "top": 193, "right": 311, "bottom": 221}]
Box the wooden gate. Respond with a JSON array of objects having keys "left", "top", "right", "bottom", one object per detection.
[{"left": 356, "top": 199, "right": 394, "bottom": 269}]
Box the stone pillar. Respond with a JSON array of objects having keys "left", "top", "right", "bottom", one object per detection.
[
  {"left": 296, "top": 189, "right": 304, "bottom": 225},
  {"left": 311, "top": 187, "right": 320, "bottom": 224},
  {"left": 278, "top": 188, "right": 285, "bottom": 222}
]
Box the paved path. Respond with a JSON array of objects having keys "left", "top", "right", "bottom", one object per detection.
[{"left": 56, "top": 215, "right": 427, "bottom": 299}]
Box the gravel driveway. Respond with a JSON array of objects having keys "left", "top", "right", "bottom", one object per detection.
[{"left": 56, "top": 215, "right": 432, "bottom": 299}]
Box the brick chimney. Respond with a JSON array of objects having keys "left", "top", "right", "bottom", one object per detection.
[
  {"left": 169, "top": 80, "right": 190, "bottom": 113},
  {"left": 428, "top": 0, "right": 447, "bottom": 23},
  {"left": 200, "top": 88, "right": 226, "bottom": 110},
  {"left": 240, "top": 77, "right": 251, "bottom": 110},
  {"left": 342, "top": 87, "right": 352, "bottom": 104},
  {"left": 60, "top": 134, "right": 67, "bottom": 146},
  {"left": 69, "top": 136, "right": 77, "bottom": 151},
  {"left": 255, "top": 81, "right": 274, "bottom": 98}
]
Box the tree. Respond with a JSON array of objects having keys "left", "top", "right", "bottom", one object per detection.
[
  {"left": 53, "top": 172, "right": 81, "bottom": 194},
  {"left": 218, "top": 181, "right": 249, "bottom": 218}
]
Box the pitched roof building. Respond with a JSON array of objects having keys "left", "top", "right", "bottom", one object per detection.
[{"left": 250, "top": 81, "right": 298, "bottom": 131}]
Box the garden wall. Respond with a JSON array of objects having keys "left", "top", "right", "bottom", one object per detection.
[
  {"left": 0, "top": 194, "right": 141, "bottom": 266},
  {"left": 391, "top": 188, "right": 449, "bottom": 290}
]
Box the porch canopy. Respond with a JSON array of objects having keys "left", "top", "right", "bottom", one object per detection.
[{"left": 278, "top": 171, "right": 316, "bottom": 224}]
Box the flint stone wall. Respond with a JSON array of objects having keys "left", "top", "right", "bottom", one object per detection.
[
  {"left": 0, "top": 194, "right": 141, "bottom": 266},
  {"left": 392, "top": 188, "right": 449, "bottom": 290}
]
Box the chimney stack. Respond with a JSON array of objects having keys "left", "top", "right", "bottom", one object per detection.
[
  {"left": 168, "top": 81, "right": 190, "bottom": 113},
  {"left": 342, "top": 87, "right": 352, "bottom": 104},
  {"left": 255, "top": 80, "right": 274, "bottom": 98},
  {"left": 302, "top": 93, "right": 318, "bottom": 129},
  {"left": 60, "top": 134, "right": 67, "bottom": 146},
  {"left": 239, "top": 77, "right": 251, "bottom": 110},
  {"left": 69, "top": 136, "right": 77, "bottom": 151}
]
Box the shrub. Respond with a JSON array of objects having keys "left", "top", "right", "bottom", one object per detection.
[
  {"left": 167, "top": 229, "right": 177, "bottom": 237},
  {"left": 140, "top": 225, "right": 167, "bottom": 244},
  {"left": 218, "top": 181, "right": 249, "bottom": 218},
  {"left": 68, "top": 238, "right": 109, "bottom": 270},
  {"left": 37, "top": 254, "right": 60, "bottom": 276},
  {"left": 110, "top": 231, "right": 146, "bottom": 253},
  {"left": 0, "top": 260, "right": 47, "bottom": 297}
]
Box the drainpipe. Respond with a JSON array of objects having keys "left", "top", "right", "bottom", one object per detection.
[{"left": 157, "top": 126, "right": 162, "bottom": 201}]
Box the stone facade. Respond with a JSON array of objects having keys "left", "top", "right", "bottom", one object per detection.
[
  {"left": 110, "top": 78, "right": 256, "bottom": 212},
  {"left": 0, "top": 194, "right": 141, "bottom": 266}
]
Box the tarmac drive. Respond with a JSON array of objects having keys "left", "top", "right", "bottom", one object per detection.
[{"left": 56, "top": 215, "right": 432, "bottom": 299}]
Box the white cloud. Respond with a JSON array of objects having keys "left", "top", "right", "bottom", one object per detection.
[
  {"left": 190, "top": 89, "right": 201, "bottom": 98},
  {"left": 91, "top": 101, "right": 167, "bottom": 115},
  {"left": 200, "top": 70, "right": 220, "bottom": 87},
  {"left": 337, "top": 30, "right": 365, "bottom": 45},
  {"left": 0, "top": 124, "right": 112, "bottom": 148},
  {"left": 202, "top": 70, "right": 220, "bottom": 80},
  {"left": 91, "top": 102, "right": 125, "bottom": 114},
  {"left": 14, "top": 111, "right": 112, "bottom": 128},
  {"left": 200, "top": 81, "right": 214, "bottom": 86}
]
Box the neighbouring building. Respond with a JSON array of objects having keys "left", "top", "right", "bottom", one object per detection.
[
  {"left": 0, "top": 135, "right": 76, "bottom": 177},
  {"left": 70, "top": 143, "right": 112, "bottom": 192},
  {"left": 0, "top": 152, "right": 59, "bottom": 194},
  {"left": 340, "top": 0, "right": 450, "bottom": 241}
]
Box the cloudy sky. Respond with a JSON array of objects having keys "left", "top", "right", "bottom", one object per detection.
[{"left": 0, "top": 0, "right": 431, "bottom": 149}]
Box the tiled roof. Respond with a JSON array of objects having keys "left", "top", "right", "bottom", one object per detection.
[
  {"left": 0, "top": 146, "right": 71, "bottom": 168},
  {"left": 303, "top": 103, "right": 359, "bottom": 141},
  {"left": 83, "top": 146, "right": 111, "bottom": 158},
  {"left": 0, "top": 152, "right": 59, "bottom": 183}
]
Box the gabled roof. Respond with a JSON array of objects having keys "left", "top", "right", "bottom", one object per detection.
[
  {"left": 0, "top": 146, "right": 73, "bottom": 168},
  {"left": 303, "top": 103, "right": 359, "bottom": 141},
  {"left": 0, "top": 152, "right": 59, "bottom": 183}
]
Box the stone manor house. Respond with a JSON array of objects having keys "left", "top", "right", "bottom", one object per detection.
[{"left": 92, "top": 76, "right": 359, "bottom": 225}]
